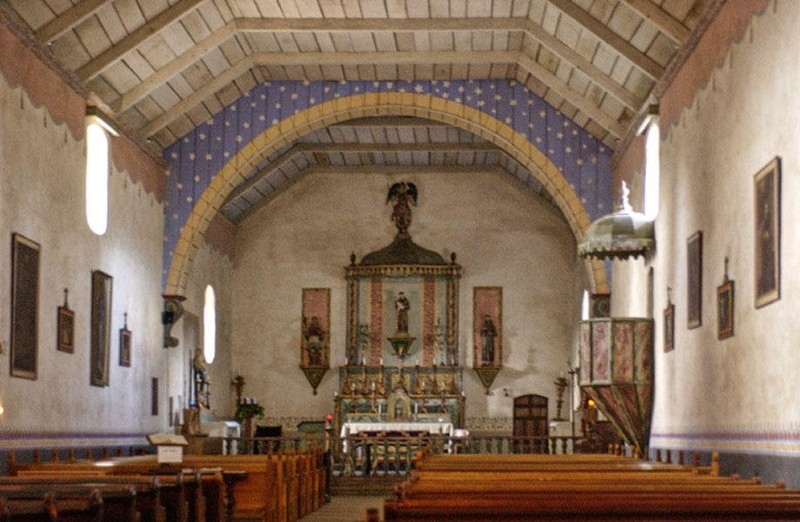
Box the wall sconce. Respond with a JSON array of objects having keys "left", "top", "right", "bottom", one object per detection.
[{"left": 162, "top": 294, "right": 186, "bottom": 348}]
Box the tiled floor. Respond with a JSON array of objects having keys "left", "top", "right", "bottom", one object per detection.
[{"left": 299, "top": 496, "right": 385, "bottom": 522}]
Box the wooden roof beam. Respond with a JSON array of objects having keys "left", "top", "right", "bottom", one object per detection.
[
  {"left": 237, "top": 17, "right": 641, "bottom": 108},
  {"left": 77, "top": 0, "right": 206, "bottom": 82},
  {"left": 35, "top": 0, "right": 112, "bottom": 43},
  {"left": 111, "top": 21, "right": 236, "bottom": 113},
  {"left": 225, "top": 142, "right": 500, "bottom": 203},
  {"left": 617, "top": 0, "right": 690, "bottom": 45},
  {"left": 546, "top": 0, "right": 665, "bottom": 80},
  {"left": 112, "top": 16, "right": 641, "bottom": 118}
]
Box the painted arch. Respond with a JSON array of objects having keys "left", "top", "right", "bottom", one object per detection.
[{"left": 163, "top": 80, "right": 612, "bottom": 295}]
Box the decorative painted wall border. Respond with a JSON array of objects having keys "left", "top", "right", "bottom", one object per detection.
[
  {"left": 0, "top": 24, "right": 166, "bottom": 201},
  {"left": 0, "top": 431, "right": 149, "bottom": 449},
  {"left": 465, "top": 416, "right": 514, "bottom": 433},
  {"left": 652, "top": 428, "right": 800, "bottom": 457}
]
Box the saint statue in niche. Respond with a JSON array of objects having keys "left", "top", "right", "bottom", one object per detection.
[
  {"left": 303, "top": 315, "right": 325, "bottom": 366},
  {"left": 395, "top": 292, "right": 410, "bottom": 334},
  {"left": 386, "top": 181, "right": 418, "bottom": 236},
  {"left": 480, "top": 314, "right": 497, "bottom": 366}
]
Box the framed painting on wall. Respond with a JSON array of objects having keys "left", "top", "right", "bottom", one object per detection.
[
  {"left": 717, "top": 279, "right": 734, "bottom": 340},
  {"left": 10, "top": 233, "right": 40, "bottom": 379},
  {"left": 687, "top": 231, "right": 703, "bottom": 329},
  {"left": 90, "top": 270, "right": 113, "bottom": 387},
  {"left": 300, "top": 288, "right": 330, "bottom": 394},
  {"left": 754, "top": 156, "right": 781, "bottom": 308},
  {"left": 663, "top": 302, "right": 674, "bottom": 353},
  {"left": 301, "top": 288, "right": 330, "bottom": 368}
]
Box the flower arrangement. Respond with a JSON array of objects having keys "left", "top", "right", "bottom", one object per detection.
[{"left": 235, "top": 397, "right": 264, "bottom": 422}]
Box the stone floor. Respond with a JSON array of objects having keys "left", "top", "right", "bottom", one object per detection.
[{"left": 298, "top": 496, "right": 385, "bottom": 522}]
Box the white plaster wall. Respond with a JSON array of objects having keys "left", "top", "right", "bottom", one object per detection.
[
  {"left": 231, "top": 169, "right": 586, "bottom": 430},
  {"left": 615, "top": 0, "right": 800, "bottom": 449},
  {"left": 0, "top": 80, "right": 166, "bottom": 434},
  {"left": 168, "top": 241, "right": 235, "bottom": 422}
]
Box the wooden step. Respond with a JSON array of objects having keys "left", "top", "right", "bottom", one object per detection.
[{"left": 331, "top": 475, "right": 406, "bottom": 497}]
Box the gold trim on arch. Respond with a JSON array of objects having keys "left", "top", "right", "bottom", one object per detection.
[{"left": 164, "top": 93, "right": 607, "bottom": 294}]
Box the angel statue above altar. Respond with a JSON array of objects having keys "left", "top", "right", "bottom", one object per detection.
[{"left": 387, "top": 181, "right": 417, "bottom": 236}]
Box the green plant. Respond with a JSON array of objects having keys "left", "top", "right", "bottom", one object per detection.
[{"left": 235, "top": 402, "right": 265, "bottom": 422}]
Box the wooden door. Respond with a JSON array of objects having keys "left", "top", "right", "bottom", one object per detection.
[{"left": 514, "top": 394, "right": 548, "bottom": 452}]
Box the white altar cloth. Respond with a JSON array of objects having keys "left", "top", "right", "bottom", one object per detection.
[{"left": 341, "top": 421, "right": 454, "bottom": 438}]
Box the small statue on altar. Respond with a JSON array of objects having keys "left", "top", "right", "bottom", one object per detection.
[{"left": 395, "top": 292, "right": 410, "bottom": 333}]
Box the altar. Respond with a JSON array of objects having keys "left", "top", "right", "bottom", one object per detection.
[
  {"left": 340, "top": 420, "right": 455, "bottom": 456},
  {"left": 326, "top": 182, "right": 467, "bottom": 454}
]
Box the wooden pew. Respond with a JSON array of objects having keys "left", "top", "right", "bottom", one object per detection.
[
  {"left": 0, "top": 477, "right": 167, "bottom": 522},
  {"left": 8, "top": 449, "right": 327, "bottom": 522},
  {"left": 0, "top": 485, "right": 140, "bottom": 522},
  {"left": 384, "top": 495, "right": 800, "bottom": 521},
  {"left": 11, "top": 467, "right": 221, "bottom": 522},
  {"left": 382, "top": 452, "right": 800, "bottom": 521}
]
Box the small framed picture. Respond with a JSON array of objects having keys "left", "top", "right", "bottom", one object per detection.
[
  {"left": 717, "top": 280, "right": 734, "bottom": 340},
  {"left": 151, "top": 378, "right": 159, "bottom": 416},
  {"left": 57, "top": 305, "right": 75, "bottom": 353},
  {"left": 119, "top": 327, "right": 131, "bottom": 367},
  {"left": 663, "top": 303, "right": 675, "bottom": 353}
]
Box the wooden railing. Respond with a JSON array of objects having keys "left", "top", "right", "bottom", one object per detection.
[
  {"left": 217, "top": 433, "right": 582, "bottom": 478},
  {"left": 348, "top": 435, "right": 584, "bottom": 476},
  {"left": 223, "top": 435, "right": 324, "bottom": 456}
]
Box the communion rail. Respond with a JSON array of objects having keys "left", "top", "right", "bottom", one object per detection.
[{"left": 218, "top": 434, "right": 583, "bottom": 477}]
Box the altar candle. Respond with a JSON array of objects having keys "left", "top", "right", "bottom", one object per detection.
[{"left": 380, "top": 357, "right": 383, "bottom": 366}]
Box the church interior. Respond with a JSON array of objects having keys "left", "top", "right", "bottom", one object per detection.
[{"left": 2, "top": 0, "right": 800, "bottom": 519}]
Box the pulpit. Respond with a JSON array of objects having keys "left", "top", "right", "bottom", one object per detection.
[{"left": 579, "top": 317, "right": 654, "bottom": 456}]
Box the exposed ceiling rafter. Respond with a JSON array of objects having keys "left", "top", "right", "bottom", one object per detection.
[{"left": 76, "top": 0, "right": 206, "bottom": 81}]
